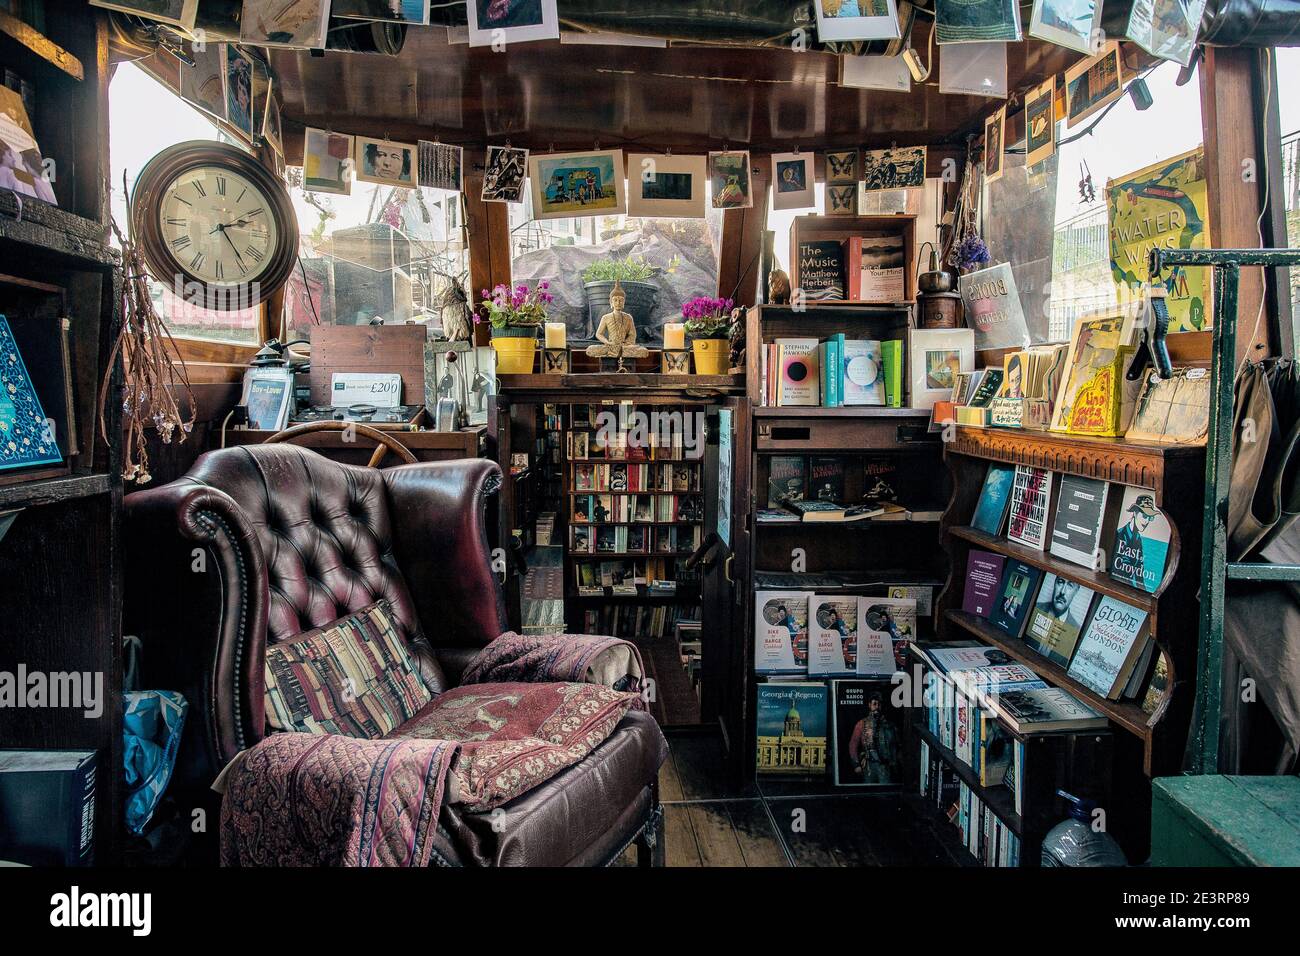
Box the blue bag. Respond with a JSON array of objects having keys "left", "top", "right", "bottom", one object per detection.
[{"left": 122, "top": 690, "right": 188, "bottom": 835}]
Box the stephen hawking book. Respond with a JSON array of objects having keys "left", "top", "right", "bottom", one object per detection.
[
  {"left": 808, "top": 595, "right": 859, "bottom": 677},
  {"left": 831, "top": 680, "right": 904, "bottom": 786},
  {"left": 1022, "top": 573, "right": 1095, "bottom": 667},
  {"left": 1067, "top": 595, "right": 1150, "bottom": 699},
  {"left": 1006, "top": 465, "right": 1052, "bottom": 550},
  {"left": 962, "top": 549, "right": 1006, "bottom": 618},
  {"left": 1108, "top": 486, "right": 1171, "bottom": 594},
  {"left": 809, "top": 456, "right": 845, "bottom": 503},
  {"left": 1049, "top": 474, "right": 1109, "bottom": 568},
  {"left": 858, "top": 597, "right": 915, "bottom": 675},
  {"left": 754, "top": 590, "right": 812, "bottom": 674},
  {"left": 767, "top": 455, "right": 806, "bottom": 508},
  {"left": 989, "top": 560, "right": 1044, "bottom": 638},
  {"left": 0, "top": 750, "right": 96, "bottom": 866},
  {"left": 776, "top": 338, "right": 821, "bottom": 406},
  {"left": 797, "top": 240, "right": 845, "bottom": 300},
  {"left": 971, "top": 464, "right": 1015, "bottom": 535},
  {"left": 756, "top": 682, "right": 829, "bottom": 776}
]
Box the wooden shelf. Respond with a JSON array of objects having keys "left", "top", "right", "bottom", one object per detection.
[
  {"left": 753, "top": 406, "right": 930, "bottom": 418},
  {"left": 944, "top": 610, "right": 1154, "bottom": 743},
  {"left": 499, "top": 373, "right": 743, "bottom": 393},
  {"left": 948, "top": 525, "right": 1159, "bottom": 612},
  {"left": 568, "top": 586, "right": 698, "bottom": 602},
  {"left": 757, "top": 516, "right": 941, "bottom": 529},
  {"left": 0, "top": 11, "right": 84, "bottom": 81},
  {"left": 916, "top": 725, "right": 1022, "bottom": 836},
  {"left": 0, "top": 196, "right": 113, "bottom": 266},
  {"left": 0, "top": 472, "right": 113, "bottom": 510}
]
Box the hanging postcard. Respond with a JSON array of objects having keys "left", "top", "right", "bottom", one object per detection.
[
  {"left": 0, "top": 86, "right": 55, "bottom": 204},
  {"left": 482, "top": 145, "right": 529, "bottom": 203},
  {"left": 528, "top": 149, "right": 627, "bottom": 220},
  {"left": 934, "top": 0, "right": 1022, "bottom": 43},
  {"left": 1028, "top": 0, "right": 1102, "bottom": 55},
  {"left": 1064, "top": 40, "right": 1125, "bottom": 128},
  {"left": 938, "top": 41, "right": 1008, "bottom": 97},
  {"left": 333, "top": 0, "right": 430, "bottom": 24},
  {"left": 838, "top": 53, "right": 911, "bottom": 92},
  {"left": 771, "top": 152, "right": 816, "bottom": 211},
  {"left": 466, "top": 0, "right": 560, "bottom": 48},
  {"left": 90, "top": 0, "right": 197, "bottom": 29},
  {"left": 303, "top": 128, "right": 353, "bottom": 195},
  {"left": 355, "top": 137, "right": 418, "bottom": 188},
  {"left": 419, "top": 141, "right": 464, "bottom": 191},
  {"left": 179, "top": 41, "right": 227, "bottom": 123},
  {"left": 1125, "top": 0, "right": 1209, "bottom": 67},
  {"left": 826, "top": 184, "right": 858, "bottom": 216},
  {"left": 224, "top": 46, "right": 255, "bottom": 143},
  {"left": 239, "top": 0, "right": 331, "bottom": 49},
  {"left": 626, "top": 153, "right": 707, "bottom": 218},
  {"left": 1106, "top": 147, "right": 1211, "bottom": 331},
  {"left": 262, "top": 80, "right": 284, "bottom": 156},
  {"left": 708, "top": 150, "right": 752, "bottom": 209},
  {"left": 861, "top": 146, "right": 926, "bottom": 191},
  {"left": 814, "top": 0, "right": 902, "bottom": 43},
  {"left": 0, "top": 315, "right": 62, "bottom": 473},
  {"left": 959, "top": 262, "right": 1031, "bottom": 351},
  {"left": 824, "top": 148, "right": 859, "bottom": 184},
  {"left": 1024, "top": 76, "right": 1057, "bottom": 168},
  {"left": 983, "top": 105, "right": 1006, "bottom": 183}
]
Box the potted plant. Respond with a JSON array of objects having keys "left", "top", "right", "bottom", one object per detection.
[
  {"left": 478, "top": 281, "right": 553, "bottom": 374},
  {"left": 682, "top": 295, "right": 734, "bottom": 375},
  {"left": 582, "top": 256, "right": 659, "bottom": 335}
]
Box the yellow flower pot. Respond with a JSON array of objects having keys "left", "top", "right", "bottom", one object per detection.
[
  {"left": 491, "top": 334, "right": 538, "bottom": 374},
  {"left": 691, "top": 338, "right": 729, "bottom": 375}
]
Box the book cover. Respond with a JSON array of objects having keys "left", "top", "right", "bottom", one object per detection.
[
  {"left": 987, "top": 686, "right": 1107, "bottom": 734},
  {"left": 785, "top": 498, "right": 847, "bottom": 521},
  {"left": 1067, "top": 595, "right": 1149, "bottom": 698},
  {"left": 1049, "top": 475, "right": 1110, "bottom": 568},
  {"left": 880, "top": 339, "right": 903, "bottom": 408},
  {"left": 818, "top": 338, "right": 841, "bottom": 408},
  {"left": 841, "top": 339, "right": 887, "bottom": 406},
  {"left": 1108, "top": 487, "right": 1171, "bottom": 594},
  {"left": 1050, "top": 313, "right": 1136, "bottom": 436},
  {"left": 962, "top": 549, "right": 1006, "bottom": 618},
  {"left": 831, "top": 680, "right": 903, "bottom": 787},
  {"left": 1141, "top": 650, "right": 1170, "bottom": 716},
  {"left": 0, "top": 315, "right": 62, "bottom": 473},
  {"left": 809, "top": 595, "right": 858, "bottom": 676},
  {"left": 797, "top": 241, "right": 845, "bottom": 300},
  {"left": 767, "top": 455, "right": 806, "bottom": 508},
  {"left": 0, "top": 750, "right": 96, "bottom": 866},
  {"left": 809, "top": 456, "right": 845, "bottom": 504},
  {"left": 971, "top": 464, "right": 1015, "bottom": 535},
  {"left": 989, "top": 560, "right": 1044, "bottom": 638},
  {"left": 1007, "top": 465, "right": 1052, "bottom": 550},
  {"left": 974, "top": 709, "right": 1013, "bottom": 788},
  {"left": 1022, "top": 573, "right": 1095, "bottom": 667},
  {"left": 844, "top": 235, "right": 906, "bottom": 303},
  {"left": 968, "top": 367, "right": 1005, "bottom": 407},
  {"left": 754, "top": 591, "right": 812, "bottom": 674},
  {"left": 756, "top": 682, "right": 829, "bottom": 776},
  {"left": 958, "top": 262, "right": 1031, "bottom": 351},
  {"left": 776, "top": 338, "right": 821, "bottom": 406},
  {"left": 858, "top": 597, "right": 915, "bottom": 675}
]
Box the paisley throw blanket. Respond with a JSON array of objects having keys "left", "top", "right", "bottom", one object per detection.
[
  {"left": 462, "top": 631, "right": 646, "bottom": 697},
  {"left": 219, "top": 732, "right": 458, "bottom": 867}
]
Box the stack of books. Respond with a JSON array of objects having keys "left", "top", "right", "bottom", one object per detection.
[{"left": 759, "top": 336, "right": 903, "bottom": 408}]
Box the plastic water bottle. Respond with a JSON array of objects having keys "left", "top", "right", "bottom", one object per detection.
[{"left": 1040, "top": 790, "right": 1128, "bottom": 866}]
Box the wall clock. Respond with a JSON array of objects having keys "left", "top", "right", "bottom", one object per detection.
[{"left": 130, "top": 140, "right": 299, "bottom": 311}]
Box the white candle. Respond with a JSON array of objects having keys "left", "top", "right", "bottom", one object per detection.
[
  {"left": 545, "top": 322, "right": 566, "bottom": 349},
  {"left": 663, "top": 323, "right": 686, "bottom": 350}
]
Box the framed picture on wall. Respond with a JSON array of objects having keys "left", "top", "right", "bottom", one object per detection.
[
  {"left": 771, "top": 152, "right": 816, "bottom": 211},
  {"left": 908, "top": 328, "right": 975, "bottom": 410},
  {"left": 626, "top": 153, "right": 707, "bottom": 218},
  {"left": 528, "top": 149, "right": 627, "bottom": 220}
]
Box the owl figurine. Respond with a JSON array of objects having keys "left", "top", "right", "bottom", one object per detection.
[
  {"left": 728, "top": 306, "right": 745, "bottom": 370},
  {"left": 768, "top": 267, "right": 791, "bottom": 305}
]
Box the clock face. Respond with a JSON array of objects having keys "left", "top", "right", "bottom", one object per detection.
[{"left": 156, "top": 165, "right": 280, "bottom": 287}]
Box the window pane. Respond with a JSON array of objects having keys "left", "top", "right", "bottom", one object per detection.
[
  {"left": 508, "top": 187, "right": 721, "bottom": 346},
  {"left": 109, "top": 63, "right": 259, "bottom": 345},
  {"left": 1276, "top": 47, "right": 1300, "bottom": 351}
]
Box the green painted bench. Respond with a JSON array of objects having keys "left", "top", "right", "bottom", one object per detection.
[{"left": 1151, "top": 775, "right": 1300, "bottom": 866}]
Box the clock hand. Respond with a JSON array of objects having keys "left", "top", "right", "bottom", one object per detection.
[{"left": 218, "top": 227, "right": 247, "bottom": 271}]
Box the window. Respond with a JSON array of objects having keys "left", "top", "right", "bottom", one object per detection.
[
  {"left": 1274, "top": 47, "right": 1300, "bottom": 351},
  {"left": 508, "top": 184, "right": 721, "bottom": 345},
  {"left": 983, "top": 60, "right": 1204, "bottom": 344},
  {"left": 109, "top": 63, "right": 259, "bottom": 344}
]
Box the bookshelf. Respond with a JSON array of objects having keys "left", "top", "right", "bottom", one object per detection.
[
  {"left": 0, "top": 5, "right": 122, "bottom": 863},
  {"left": 789, "top": 214, "right": 918, "bottom": 304},
  {"left": 933, "top": 425, "right": 1207, "bottom": 862}
]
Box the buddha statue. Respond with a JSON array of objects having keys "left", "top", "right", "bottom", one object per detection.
[{"left": 586, "top": 280, "right": 649, "bottom": 365}]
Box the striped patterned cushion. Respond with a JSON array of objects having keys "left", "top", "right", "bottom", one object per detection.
[{"left": 264, "top": 601, "right": 432, "bottom": 739}]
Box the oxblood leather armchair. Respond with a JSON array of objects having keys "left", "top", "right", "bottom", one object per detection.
[{"left": 123, "top": 444, "right": 667, "bottom": 866}]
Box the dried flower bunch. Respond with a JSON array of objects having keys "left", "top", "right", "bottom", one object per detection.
[
  {"left": 681, "top": 295, "right": 734, "bottom": 338},
  {"left": 100, "top": 212, "right": 195, "bottom": 485},
  {"left": 477, "top": 281, "right": 554, "bottom": 329}
]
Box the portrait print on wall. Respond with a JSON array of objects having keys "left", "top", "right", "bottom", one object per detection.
[
  {"left": 482, "top": 145, "right": 529, "bottom": 202},
  {"left": 355, "top": 136, "right": 417, "bottom": 188}
]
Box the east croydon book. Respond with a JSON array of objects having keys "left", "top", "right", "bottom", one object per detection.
[
  {"left": 989, "top": 559, "right": 1044, "bottom": 638},
  {"left": 0, "top": 314, "right": 63, "bottom": 473},
  {"left": 1067, "top": 595, "right": 1150, "bottom": 698},
  {"left": 754, "top": 590, "right": 812, "bottom": 675},
  {"left": 971, "top": 463, "right": 1015, "bottom": 535},
  {"left": 962, "top": 549, "right": 1006, "bottom": 618},
  {"left": 755, "top": 682, "right": 829, "bottom": 776},
  {"left": 1022, "top": 572, "right": 1095, "bottom": 667},
  {"left": 831, "top": 680, "right": 904, "bottom": 786},
  {"left": 1108, "top": 486, "right": 1171, "bottom": 593},
  {"left": 1007, "top": 465, "right": 1052, "bottom": 550},
  {"left": 1049, "top": 474, "right": 1109, "bottom": 568},
  {"left": 808, "top": 595, "right": 859, "bottom": 677}
]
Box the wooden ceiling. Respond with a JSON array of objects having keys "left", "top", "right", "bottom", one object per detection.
[{"left": 271, "top": 24, "right": 1082, "bottom": 161}]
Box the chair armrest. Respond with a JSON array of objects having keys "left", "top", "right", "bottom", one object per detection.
[
  {"left": 382, "top": 458, "right": 508, "bottom": 650},
  {"left": 124, "top": 480, "right": 270, "bottom": 786},
  {"left": 461, "top": 632, "right": 645, "bottom": 694}
]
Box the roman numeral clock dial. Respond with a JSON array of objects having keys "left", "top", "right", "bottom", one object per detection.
[{"left": 131, "top": 142, "right": 297, "bottom": 311}]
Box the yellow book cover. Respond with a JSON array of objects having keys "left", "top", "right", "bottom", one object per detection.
[{"left": 1050, "top": 314, "right": 1136, "bottom": 437}]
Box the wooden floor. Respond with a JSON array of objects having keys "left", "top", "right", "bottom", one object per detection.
[{"left": 617, "top": 733, "right": 973, "bottom": 867}]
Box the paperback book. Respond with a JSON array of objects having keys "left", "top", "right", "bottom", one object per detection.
[
  {"left": 989, "top": 560, "right": 1044, "bottom": 638},
  {"left": 1006, "top": 465, "right": 1052, "bottom": 549},
  {"left": 767, "top": 455, "right": 806, "bottom": 507},
  {"left": 797, "top": 241, "right": 845, "bottom": 300},
  {"left": 859, "top": 597, "right": 916, "bottom": 674},
  {"left": 971, "top": 463, "right": 1015, "bottom": 535},
  {"left": 985, "top": 686, "right": 1108, "bottom": 734},
  {"left": 808, "top": 595, "right": 859, "bottom": 677},
  {"left": 754, "top": 591, "right": 811, "bottom": 674},
  {"left": 1067, "top": 595, "right": 1149, "bottom": 698},
  {"left": 841, "top": 338, "right": 887, "bottom": 405},
  {"left": 831, "top": 680, "right": 903, "bottom": 786},
  {"left": 1049, "top": 474, "right": 1109, "bottom": 568},
  {"left": 756, "top": 682, "right": 829, "bottom": 776},
  {"left": 1108, "top": 486, "right": 1170, "bottom": 593},
  {"left": 1022, "top": 573, "right": 1095, "bottom": 667},
  {"left": 962, "top": 549, "right": 1006, "bottom": 618},
  {"left": 776, "top": 338, "right": 822, "bottom": 406}
]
